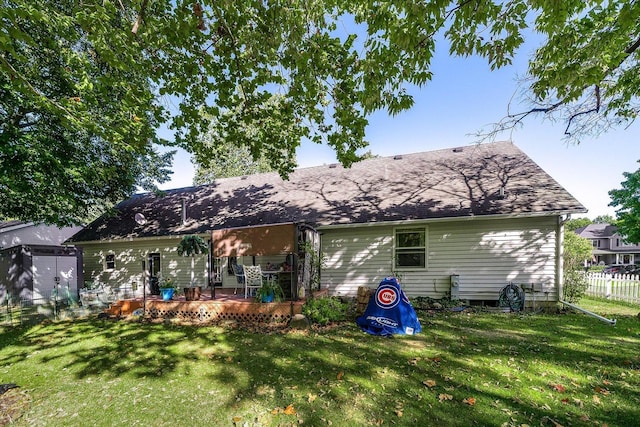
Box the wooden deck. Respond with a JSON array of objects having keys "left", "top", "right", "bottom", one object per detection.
[{"left": 104, "top": 288, "right": 304, "bottom": 324}]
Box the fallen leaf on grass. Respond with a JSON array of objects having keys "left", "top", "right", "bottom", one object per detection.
[
  {"left": 438, "top": 393, "right": 453, "bottom": 402},
  {"left": 594, "top": 386, "right": 610, "bottom": 395},
  {"left": 395, "top": 410, "right": 403, "bottom": 417},
  {"left": 232, "top": 416, "right": 242, "bottom": 422},
  {"left": 271, "top": 404, "right": 297, "bottom": 415},
  {"left": 593, "top": 395, "right": 601, "bottom": 404},
  {"left": 552, "top": 384, "right": 566, "bottom": 393},
  {"left": 337, "top": 371, "right": 344, "bottom": 380},
  {"left": 422, "top": 379, "right": 436, "bottom": 388},
  {"left": 308, "top": 393, "right": 317, "bottom": 403},
  {"left": 463, "top": 397, "right": 476, "bottom": 406}
]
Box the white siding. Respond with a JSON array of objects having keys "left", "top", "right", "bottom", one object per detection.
[
  {"left": 320, "top": 216, "right": 559, "bottom": 301},
  {"left": 79, "top": 237, "right": 208, "bottom": 292}
]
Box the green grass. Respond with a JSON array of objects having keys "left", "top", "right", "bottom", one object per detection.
[{"left": 1, "top": 297, "right": 639, "bottom": 426}]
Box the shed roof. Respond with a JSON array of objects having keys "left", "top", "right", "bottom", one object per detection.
[{"left": 68, "top": 141, "right": 586, "bottom": 243}]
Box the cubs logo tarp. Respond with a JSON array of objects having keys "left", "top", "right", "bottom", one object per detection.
[{"left": 356, "top": 277, "right": 422, "bottom": 336}]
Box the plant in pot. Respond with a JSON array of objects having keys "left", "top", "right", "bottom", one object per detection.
[
  {"left": 158, "top": 273, "right": 176, "bottom": 301},
  {"left": 177, "top": 234, "right": 209, "bottom": 301},
  {"left": 257, "top": 279, "right": 284, "bottom": 303}
]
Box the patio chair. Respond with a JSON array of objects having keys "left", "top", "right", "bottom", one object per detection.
[
  {"left": 243, "top": 265, "right": 263, "bottom": 299},
  {"left": 233, "top": 264, "right": 245, "bottom": 295}
]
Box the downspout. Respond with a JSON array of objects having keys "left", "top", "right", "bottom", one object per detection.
[
  {"left": 556, "top": 214, "right": 570, "bottom": 302},
  {"left": 556, "top": 215, "right": 616, "bottom": 325},
  {"left": 559, "top": 300, "right": 616, "bottom": 325}
]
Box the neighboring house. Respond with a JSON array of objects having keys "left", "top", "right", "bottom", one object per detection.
[
  {"left": 68, "top": 141, "right": 586, "bottom": 304},
  {"left": 575, "top": 223, "right": 640, "bottom": 266},
  {"left": 0, "top": 221, "right": 83, "bottom": 302}
]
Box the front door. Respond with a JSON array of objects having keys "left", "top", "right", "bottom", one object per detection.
[{"left": 148, "top": 253, "right": 161, "bottom": 295}]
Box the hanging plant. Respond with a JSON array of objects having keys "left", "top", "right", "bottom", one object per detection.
[{"left": 177, "top": 235, "right": 209, "bottom": 256}]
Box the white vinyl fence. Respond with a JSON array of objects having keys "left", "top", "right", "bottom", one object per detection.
[{"left": 586, "top": 272, "right": 640, "bottom": 304}]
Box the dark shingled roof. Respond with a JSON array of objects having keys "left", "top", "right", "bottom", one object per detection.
[
  {"left": 69, "top": 141, "right": 586, "bottom": 242},
  {"left": 575, "top": 223, "right": 618, "bottom": 239}
]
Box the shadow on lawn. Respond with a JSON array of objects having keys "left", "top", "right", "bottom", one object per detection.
[{"left": 1, "top": 311, "right": 639, "bottom": 426}]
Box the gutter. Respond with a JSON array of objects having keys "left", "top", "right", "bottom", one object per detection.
[
  {"left": 559, "top": 300, "right": 617, "bottom": 325},
  {"left": 317, "top": 209, "right": 587, "bottom": 231}
]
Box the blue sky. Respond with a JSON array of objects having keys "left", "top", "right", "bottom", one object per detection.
[{"left": 159, "top": 36, "right": 639, "bottom": 219}]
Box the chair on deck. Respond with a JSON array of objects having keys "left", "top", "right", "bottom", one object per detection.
[
  {"left": 233, "top": 264, "right": 245, "bottom": 295},
  {"left": 243, "top": 265, "right": 263, "bottom": 299}
]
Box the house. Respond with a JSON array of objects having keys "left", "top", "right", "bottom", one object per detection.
[
  {"left": 67, "top": 141, "right": 586, "bottom": 305},
  {"left": 0, "top": 221, "right": 83, "bottom": 302},
  {"left": 574, "top": 223, "right": 640, "bottom": 266}
]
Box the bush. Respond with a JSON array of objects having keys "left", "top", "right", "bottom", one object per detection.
[
  {"left": 563, "top": 269, "right": 589, "bottom": 303},
  {"left": 302, "top": 296, "right": 350, "bottom": 325}
]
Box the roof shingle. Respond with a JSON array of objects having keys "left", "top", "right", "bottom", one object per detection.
[{"left": 69, "top": 142, "right": 586, "bottom": 242}]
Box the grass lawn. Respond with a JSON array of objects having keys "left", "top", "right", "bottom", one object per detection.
[{"left": 1, "top": 297, "right": 639, "bottom": 426}]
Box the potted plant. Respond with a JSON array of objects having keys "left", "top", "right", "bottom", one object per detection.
[
  {"left": 257, "top": 279, "right": 284, "bottom": 303},
  {"left": 158, "top": 273, "right": 176, "bottom": 301},
  {"left": 177, "top": 235, "right": 209, "bottom": 301}
]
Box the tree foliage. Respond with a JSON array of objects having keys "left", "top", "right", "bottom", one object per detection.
[
  {"left": 565, "top": 218, "right": 592, "bottom": 232},
  {"left": 593, "top": 214, "right": 617, "bottom": 225},
  {"left": 609, "top": 163, "right": 640, "bottom": 243},
  {"left": 0, "top": 0, "right": 173, "bottom": 225},
  {"left": 193, "top": 114, "right": 275, "bottom": 184},
  {"left": 193, "top": 142, "right": 273, "bottom": 184},
  {"left": 562, "top": 230, "right": 593, "bottom": 303},
  {"left": 2, "top": 1, "right": 639, "bottom": 225}
]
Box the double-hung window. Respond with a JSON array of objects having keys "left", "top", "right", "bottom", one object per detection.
[
  {"left": 394, "top": 227, "right": 427, "bottom": 269},
  {"left": 105, "top": 253, "right": 116, "bottom": 271}
]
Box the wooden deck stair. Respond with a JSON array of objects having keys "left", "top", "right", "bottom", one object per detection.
[{"left": 104, "top": 300, "right": 144, "bottom": 317}]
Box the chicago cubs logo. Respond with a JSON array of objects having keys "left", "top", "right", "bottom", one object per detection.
[{"left": 375, "top": 285, "right": 399, "bottom": 309}]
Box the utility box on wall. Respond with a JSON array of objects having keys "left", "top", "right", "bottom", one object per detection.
[{"left": 450, "top": 274, "right": 460, "bottom": 299}]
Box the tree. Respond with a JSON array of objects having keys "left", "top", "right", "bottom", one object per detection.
[
  {"left": 192, "top": 114, "right": 275, "bottom": 184},
  {"left": 609, "top": 164, "right": 640, "bottom": 243},
  {"left": 193, "top": 143, "right": 273, "bottom": 184},
  {"left": 593, "top": 214, "right": 617, "bottom": 225},
  {"left": 1, "top": 0, "right": 173, "bottom": 225},
  {"left": 565, "top": 218, "right": 592, "bottom": 232},
  {"left": 3, "top": 1, "right": 638, "bottom": 225},
  {"left": 562, "top": 230, "right": 594, "bottom": 303}
]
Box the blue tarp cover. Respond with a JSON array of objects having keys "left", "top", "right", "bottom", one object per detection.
[{"left": 356, "top": 277, "right": 422, "bottom": 336}]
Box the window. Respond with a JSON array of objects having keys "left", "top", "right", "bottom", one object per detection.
[
  {"left": 394, "top": 227, "right": 426, "bottom": 269},
  {"left": 105, "top": 253, "right": 115, "bottom": 270},
  {"left": 592, "top": 240, "right": 600, "bottom": 248}
]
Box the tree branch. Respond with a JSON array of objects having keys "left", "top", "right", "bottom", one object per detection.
[{"left": 131, "top": 0, "right": 149, "bottom": 35}]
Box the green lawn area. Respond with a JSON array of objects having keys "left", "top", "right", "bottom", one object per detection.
[{"left": 1, "top": 297, "right": 639, "bottom": 426}]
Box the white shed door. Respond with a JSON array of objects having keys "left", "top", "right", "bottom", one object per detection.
[{"left": 32, "top": 256, "right": 77, "bottom": 300}]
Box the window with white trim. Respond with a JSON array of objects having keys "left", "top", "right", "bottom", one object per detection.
[
  {"left": 394, "top": 227, "right": 427, "bottom": 269},
  {"left": 105, "top": 253, "right": 115, "bottom": 271}
]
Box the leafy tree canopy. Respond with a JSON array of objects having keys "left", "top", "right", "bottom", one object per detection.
[
  {"left": 609, "top": 163, "right": 640, "bottom": 243},
  {"left": 565, "top": 218, "right": 592, "bottom": 232},
  {"left": 592, "top": 214, "right": 617, "bottom": 225},
  {"left": 2, "top": 1, "right": 639, "bottom": 226},
  {"left": 193, "top": 142, "right": 273, "bottom": 185}
]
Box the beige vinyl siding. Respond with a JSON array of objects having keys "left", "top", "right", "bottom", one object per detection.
[
  {"left": 321, "top": 228, "right": 394, "bottom": 296},
  {"left": 79, "top": 237, "right": 208, "bottom": 292},
  {"left": 320, "top": 216, "right": 559, "bottom": 301}
]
